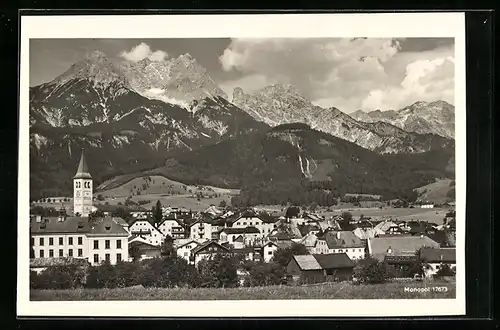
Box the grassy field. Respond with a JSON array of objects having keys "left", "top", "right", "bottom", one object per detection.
[
  {"left": 31, "top": 280, "right": 455, "bottom": 301},
  {"left": 414, "top": 178, "right": 454, "bottom": 205}
]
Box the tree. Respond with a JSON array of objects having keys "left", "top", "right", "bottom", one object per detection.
[
  {"left": 97, "top": 194, "right": 104, "bottom": 201},
  {"left": 341, "top": 211, "right": 353, "bottom": 222},
  {"left": 197, "top": 253, "right": 239, "bottom": 288},
  {"left": 434, "top": 263, "right": 455, "bottom": 278},
  {"left": 153, "top": 200, "right": 163, "bottom": 227},
  {"left": 161, "top": 235, "right": 175, "bottom": 258},
  {"left": 272, "top": 243, "right": 308, "bottom": 267},
  {"left": 353, "top": 257, "right": 391, "bottom": 284},
  {"left": 285, "top": 206, "right": 300, "bottom": 219},
  {"left": 219, "top": 200, "right": 227, "bottom": 208},
  {"left": 309, "top": 202, "right": 318, "bottom": 212}
]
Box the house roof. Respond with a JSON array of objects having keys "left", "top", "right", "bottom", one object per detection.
[
  {"left": 265, "top": 240, "right": 293, "bottom": 250},
  {"left": 111, "top": 217, "right": 128, "bottom": 227},
  {"left": 130, "top": 240, "right": 161, "bottom": 250},
  {"left": 293, "top": 255, "right": 323, "bottom": 270},
  {"left": 313, "top": 253, "right": 355, "bottom": 269},
  {"left": 368, "top": 235, "right": 440, "bottom": 261},
  {"left": 191, "top": 240, "right": 230, "bottom": 255},
  {"left": 324, "top": 231, "right": 365, "bottom": 249},
  {"left": 234, "top": 235, "right": 244, "bottom": 243},
  {"left": 221, "top": 227, "right": 261, "bottom": 235},
  {"left": 374, "top": 221, "right": 398, "bottom": 232},
  {"left": 30, "top": 257, "right": 90, "bottom": 268},
  {"left": 87, "top": 218, "right": 130, "bottom": 237},
  {"left": 176, "top": 240, "right": 200, "bottom": 249},
  {"left": 30, "top": 216, "right": 91, "bottom": 234},
  {"left": 419, "top": 247, "right": 456, "bottom": 263},
  {"left": 73, "top": 149, "right": 92, "bottom": 179},
  {"left": 352, "top": 227, "right": 384, "bottom": 240}
]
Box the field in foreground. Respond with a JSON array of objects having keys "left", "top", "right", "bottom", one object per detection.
[{"left": 31, "top": 280, "right": 455, "bottom": 301}]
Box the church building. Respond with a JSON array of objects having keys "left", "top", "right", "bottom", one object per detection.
[{"left": 30, "top": 149, "right": 130, "bottom": 266}]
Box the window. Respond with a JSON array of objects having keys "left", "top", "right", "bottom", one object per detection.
[
  {"left": 93, "top": 254, "right": 99, "bottom": 263},
  {"left": 68, "top": 237, "right": 73, "bottom": 245},
  {"left": 105, "top": 254, "right": 110, "bottom": 263},
  {"left": 59, "top": 249, "right": 63, "bottom": 257},
  {"left": 116, "top": 240, "right": 122, "bottom": 249},
  {"left": 39, "top": 250, "right": 44, "bottom": 258},
  {"left": 49, "top": 249, "right": 54, "bottom": 257},
  {"left": 243, "top": 222, "right": 247, "bottom": 225},
  {"left": 49, "top": 238, "right": 53, "bottom": 245},
  {"left": 105, "top": 240, "right": 110, "bottom": 249},
  {"left": 78, "top": 249, "right": 83, "bottom": 257},
  {"left": 39, "top": 237, "right": 44, "bottom": 246},
  {"left": 59, "top": 237, "right": 63, "bottom": 245},
  {"left": 94, "top": 240, "right": 99, "bottom": 249},
  {"left": 68, "top": 249, "right": 73, "bottom": 257},
  {"left": 117, "top": 254, "right": 122, "bottom": 262},
  {"left": 78, "top": 237, "right": 83, "bottom": 245}
]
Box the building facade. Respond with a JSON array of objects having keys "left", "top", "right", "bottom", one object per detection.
[{"left": 73, "top": 149, "right": 93, "bottom": 217}]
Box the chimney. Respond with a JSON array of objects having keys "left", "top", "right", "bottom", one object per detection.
[
  {"left": 420, "top": 234, "right": 424, "bottom": 239},
  {"left": 36, "top": 215, "right": 42, "bottom": 223},
  {"left": 387, "top": 246, "right": 392, "bottom": 254},
  {"left": 336, "top": 231, "right": 341, "bottom": 240}
]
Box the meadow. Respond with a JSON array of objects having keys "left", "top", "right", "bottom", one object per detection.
[{"left": 31, "top": 280, "right": 455, "bottom": 301}]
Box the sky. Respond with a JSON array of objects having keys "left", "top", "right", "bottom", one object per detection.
[{"left": 29, "top": 38, "right": 454, "bottom": 113}]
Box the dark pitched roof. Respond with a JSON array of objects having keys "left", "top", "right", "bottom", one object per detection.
[
  {"left": 74, "top": 149, "right": 92, "bottom": 179},
  {"left": 324, "top": 231, "right": 365, "bottom": 249},
  {"left": 221, "top": 227, "right": 261, "bottom": 235},
  {"left": 313, "top": 253, "right": 355, "bottom": 269},
  {"left": 87, "top": 217, "right": 129, "bottom": 237},
  {"left": 191, "top": 240, "right": 230, "bottom": 255},
  {"left": 419, "top": 247, "right": 456, "bottom": 263},
  {"left": 30, "top": 216, "right": 91, "bottom": 234},
  {"left": 130, "top": 240, "right": 161, "bottom": 250}
]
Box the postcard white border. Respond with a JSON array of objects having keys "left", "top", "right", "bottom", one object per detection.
[{"left": 18, "top": 12, "right": 466, "bottom": 317}]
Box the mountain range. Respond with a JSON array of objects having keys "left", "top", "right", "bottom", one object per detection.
[{"left": 29, "top": 50, "right": 455, "bottom": 200}]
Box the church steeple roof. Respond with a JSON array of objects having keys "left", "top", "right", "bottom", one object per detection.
[{"left": 74, "top": 149, "right": 92, "bottom": 179}]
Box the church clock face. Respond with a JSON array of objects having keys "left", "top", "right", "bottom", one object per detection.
[{"left": 84, "top": 191, "right": 90, "bottom": 197}]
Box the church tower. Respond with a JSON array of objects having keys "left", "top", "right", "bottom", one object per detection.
[{"left": 73, "top": 149, "right": 93, "bottom": 217}]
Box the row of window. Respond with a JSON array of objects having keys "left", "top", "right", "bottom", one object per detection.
[
  {"left": 93, "top": 253, "right": 122, "bottom": 263},
  {"left": 75, "top": 181, "right": 91, "bottom": 189},
  {"left": 38, "top": 248, "right": 83, "bottom": 258},
  {"left": 34, "top": 237, "right": 83, "bottom": 246},
  {"left": 93, "top": 239, "right": 122, "bottom": 250}
]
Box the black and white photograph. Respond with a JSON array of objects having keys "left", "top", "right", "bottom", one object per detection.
[{"left": 18, "top": 13, "right": 466, "bottom": 317}]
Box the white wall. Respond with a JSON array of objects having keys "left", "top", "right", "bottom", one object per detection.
[
  {"left": 129, "top": 220, "right": 164, "bottom": 246},
  {"left": 87, "top": 237, "right": 128, "bottom": 265},
  {"left": 263, "top": 243, "right": 278, "bottom": 263},
  {"left": 32, "top": 233, "right": 87, "bottom": 259}
]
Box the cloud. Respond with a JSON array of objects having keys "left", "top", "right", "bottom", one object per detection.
[
  {"left": 218, "top": 38, "right": 454, "bottom": 112},
  {"left": 119, "top": 42, "right": 168, "bottom": 62}
]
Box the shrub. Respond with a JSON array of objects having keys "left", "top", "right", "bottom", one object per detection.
[
  {"left": 197, "top": 253, "right": 239, "bottom": 288},
  {"left": 139, "top": 257, "right": 200, "bottom": 288},
  {"left": 31, "top": 265, "right": 86, "bottom": 290},
  {"left": 244, "top": 261, "right": 285, "bottom": 286},
  {"left": 434, "top": 263, "right": 456, "bottom": 278},
  {"left": 353, "top": 257, "right": 391, "bottom": 284}
]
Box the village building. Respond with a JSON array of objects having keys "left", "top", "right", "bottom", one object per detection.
[
  {"left": 320, "top": 231, "right": 366, "bottom": 260},
  {"left": 188, "top": 219, "right": 213, "bottom": 242},
  {"left": 262, "top": 240, "right": 293, "bottom": 263},
  {"left": 190, "top": 240, "right": 231, "bottom": 267},
  {"left": 219, "top": 227, "right": 262, "bottom": 245},
  {"left": 30, "top": 153, "right": 129, "bottom": 266},
  {"left": 231, "top": 247, "right": 261, "bottom": 262},
  {"left": 352, "top": 227, "right": 385, "bottom": 240},
  {"left": 367, "top": 235, "right": 440, "bottom": 262},
  {"left": 175, "top": 240, "right": 200, "bottom": 264},
  {"left": 72, "top": 149, "right": 93, "bottom": 217},
  {"left": 157, "top": 216, "right": 186, "bottom": 239},
  {"left": 227, "top": 211, "right": 277, "bottom": 237},
  {"left": 128, "top": 219, "right": 165, "bottom": 246},
  {"left": 419, "top": 247, "right": 456, "bottom": 278},
  {"left": 286, "top": 253, "right": 355, "bottom": 284},
  {"left": 375, "top": 220, "right": 405, "bottom": 235},
  {"left": 129, "top": 240, "right": 161, "bottom": 261}
]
